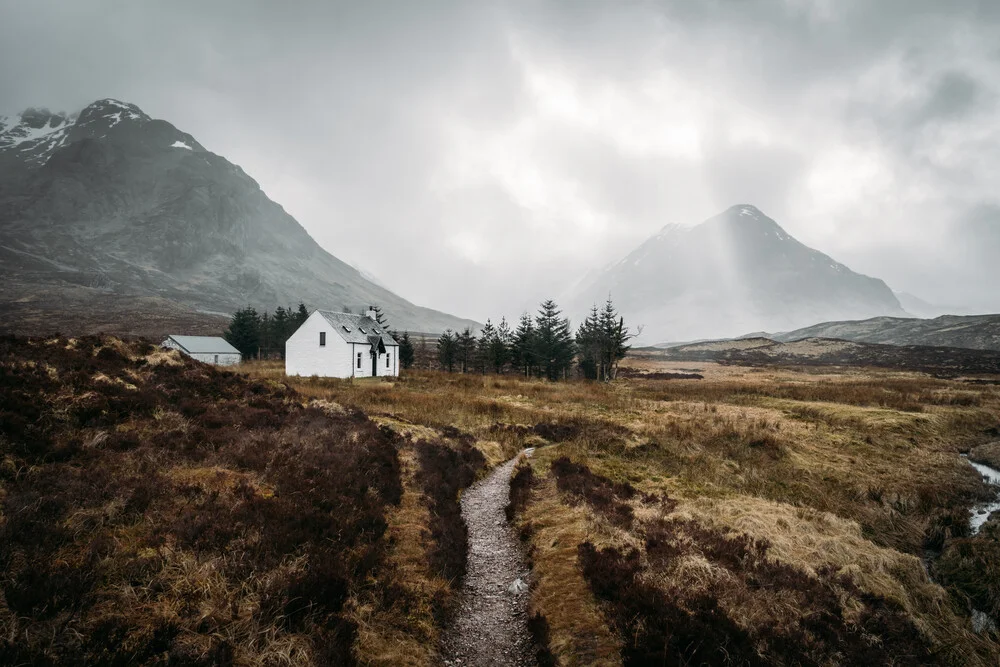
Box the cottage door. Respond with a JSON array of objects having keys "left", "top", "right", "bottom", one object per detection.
[{"left": 371, "top": 350, "right": 377, "bottom": 377}]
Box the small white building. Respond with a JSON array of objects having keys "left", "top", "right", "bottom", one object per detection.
[
  {"left": 162, "top": 335, "right": 242, "bottom": 366},
  {"left": 285, "top": 308, "right": 399, "bottom": 378}
]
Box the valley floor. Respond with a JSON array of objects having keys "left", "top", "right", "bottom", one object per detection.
[
  {"left": 4, "top": 336, "right": 1000, "bottom": 665},
  {"left": 244, "top": 357, "right": 1000, "bottom": 665}
]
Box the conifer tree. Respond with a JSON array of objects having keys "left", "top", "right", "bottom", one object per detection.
[
  {"left": 599, "top": 296, "right": 635, "bottom": 380},
  {"left": 457, "top": 327, "right": 477, "bottom": 373},
  {"left": 271, "top": 306, "right": 291, "bottom": 358},
  {"left": 477, "top": 320, "right": 496, "bottom": 374},
  {"left": 437, "top": 329, "right": 457, "bottom": 372},
  {"left": 399, "top": 331, "right": 415, "bottom": 369},
  {"left": 371, "top": 305, "right": 388, "bottom": 329},
  {"left": 576, "top": 304, "right": 602, "bottom": 380},
  {"left": 574, "top": 296, "right": 637, "bottom": 381},
  {"left": 224, "top": 306, "right": 261, "bottom": 359},
  {"left": 534, "top": 300, "right": 575, "bottom": 380},
  {"left": 294, "top": 303, "right": 310, "bottom": 328},
  {"left": 512, "top": 312, "right": 536, "bottom": 377},
  {"left": 493, "top": 317, "right": 512, "bottom": 373},
  {"left": 259, "top": 311, "right": 273, "bottom": 358}
]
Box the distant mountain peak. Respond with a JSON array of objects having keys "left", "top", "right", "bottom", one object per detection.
[
  {"left": 0, "top": 107, "right": 75, "bottom": 166},
  {"left": 72, "top": 99, "right": 151, "bottom": 141},
  {"left": 0, "top": 98, "right": 203, "bottom": 169},
  {"left": 76, "top": 98, "right": 149, "bottom": 126},
  {"left": 570, "top": 205, "right": 904, "bottom": 342},
  {"left": 731, "top": 204, "right": 763, "bottom": 218}
]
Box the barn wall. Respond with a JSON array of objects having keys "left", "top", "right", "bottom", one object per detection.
[
  {"left": 286, "top": 312, "right": 353, "bottom": 377},
  {"left": 189, "top": 353, "right": 241, "bottom": 366},
  {"left": 161, "top": 338, "right": 240, "bottom": 366}
]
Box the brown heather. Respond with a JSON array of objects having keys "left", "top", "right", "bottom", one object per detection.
[
  {"left": 5, "top": 341, "right": 1000, "bottom": 665},
  {"left": 246, "top": 357, "right": 1000, "bottom": 665}
]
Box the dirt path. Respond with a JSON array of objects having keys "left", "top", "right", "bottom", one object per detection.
[{"left": 441, "top": 452, "right": 537, "bottom": 667}]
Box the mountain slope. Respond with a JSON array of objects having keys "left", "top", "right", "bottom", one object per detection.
[
  {"left": 571, "top": 205, "right": 905, "bottom": 342},
  {"left": 0, "top": 99, "right": 477, "bottom": 335},
  {"left": 653, "top": 335, "right": 1000, "bottom": 375},
  {"left": 766, "top": 314, "right": 1000, "bottom": 351}
]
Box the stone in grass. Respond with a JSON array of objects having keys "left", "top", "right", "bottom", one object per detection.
[{"left": 508, "top": 578, "right": 529, "bottom": 594}]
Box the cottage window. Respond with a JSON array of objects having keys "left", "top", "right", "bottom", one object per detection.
[
  {"left": 359, "top": 326, "right": 367, "bottom": 334},
  {"left": 319, "top": 332, "right": 326, "bottom": 346},
  {"left": 357, "top": 352, "right": 362, "bottom": 369},
  {"left": 386, "top": 353, "right": 390, "bottom": 368},
  {"left": 214, "top": 355, "right": 219, "bottom": 364},
  {"left": 342, "top": 325, "right": 351, "bottom": 333}
]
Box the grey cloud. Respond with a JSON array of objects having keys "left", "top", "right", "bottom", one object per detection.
[
  {"left": 917, "top": 71, "right": 985, "bottom": 123},
  {"left": 2, "top": 0, "right": 1000, "bottom": 320}
]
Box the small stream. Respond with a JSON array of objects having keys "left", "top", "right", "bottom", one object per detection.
[{"left": 962, "top": 455, "right": 1000, "bottom": 534}]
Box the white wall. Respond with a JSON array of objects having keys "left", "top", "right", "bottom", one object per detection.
[
  {"left": 350, "top": 343, "right": 400, "bottom": 378},
  {"left": 161, "top": 339, "right": 241, "bottom": 366},
  {"left": 285, "top": 312, "right": 353, "bottom": 377},
  {"left": 190, "top": 352, "right": 241, "bottom": 366},
  {"left": 284, "top": 312, "right": 401, "bottom": 378}
]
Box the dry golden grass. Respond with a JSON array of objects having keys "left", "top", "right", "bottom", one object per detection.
[
  {"left": 515, "top": 474, "right": 622, "bottom": 666},
  {"left": 348, "top": 445, "right": 448, "bottom": 667},
  {"left": 236, "top": 359, "right": 1000, "bottom": 665}
]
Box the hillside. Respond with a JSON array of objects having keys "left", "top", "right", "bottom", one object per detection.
[
  {"left": 650, "top": 336, "right": 1000, "bottom": 376},
  {"left": 0, "top": 99, "right": 478, "bottom": 336},
  {"left": 762, "top": 314, "right": 1000, "bottom": 352},
  {"left": 570, "top": 205, "right": 905, "bottom": 343}
]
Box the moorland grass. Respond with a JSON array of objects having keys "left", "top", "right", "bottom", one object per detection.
[{"left": 237, "top": 359, "right": 1000, "bottom": 665}]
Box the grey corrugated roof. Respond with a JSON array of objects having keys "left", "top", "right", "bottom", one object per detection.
[
  {"left": 166, "top": 335, "right": 241, "bottom": 355},
  {"left": 317, "top": 310, "right": 399, "bottom": 346}
]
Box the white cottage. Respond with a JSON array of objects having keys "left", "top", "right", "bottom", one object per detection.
[
  {"left": 285, "top": 308, "right": 399, "bottom": 378},
  {"left": 162, "top": 335, "right": 242, "bottom": 366}
]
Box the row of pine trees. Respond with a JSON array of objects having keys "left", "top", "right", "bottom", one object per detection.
[
  {"left": 224, "top": 298, "right": 633, "bottom": 380},
  {"left": 437, "top": 298, "right": 634, "bottom": 381},
  {"left": 224, "top": 304, "right": 310, "bottom": 359}
]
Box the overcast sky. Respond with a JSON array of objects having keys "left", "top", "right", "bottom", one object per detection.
[{"left": 2, "top": 0, "right": 998, "bottom": 320}]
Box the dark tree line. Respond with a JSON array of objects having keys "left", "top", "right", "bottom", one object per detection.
[
  {"left": 436, "top": 297, "right": 635, "bottom": 381},
  {"left": 225, "top": 304, "right": 309, "bottom": 359}
]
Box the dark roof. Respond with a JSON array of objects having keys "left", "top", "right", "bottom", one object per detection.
[
  {"left": 316, "top": 310, "right": 399, "bottom": 346},
  {"left": 164, "top": 335, "right": 240, "bottom": 355}
]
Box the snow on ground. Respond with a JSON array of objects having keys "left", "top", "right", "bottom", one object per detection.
[{"left": 171, "top": 140, "right": 193, "bottom": 150}]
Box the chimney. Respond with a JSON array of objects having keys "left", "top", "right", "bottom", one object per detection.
[{"left": 365, "top": 306, "right": 377, "bottom": 320}]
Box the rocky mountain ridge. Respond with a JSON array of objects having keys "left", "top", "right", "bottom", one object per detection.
[{"left": 0, "top": 98, "right": 478, "bottom": 336}]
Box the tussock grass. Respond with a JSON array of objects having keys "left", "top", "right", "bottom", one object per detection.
[
  {"left": 240, "top": 359, "right": 1000, "bottom": 664},
  {"left": 0, "top": 336, "right": 403, "bottom": 665}
]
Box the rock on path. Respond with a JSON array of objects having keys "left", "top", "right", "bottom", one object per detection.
[{"left": 441, "top": 453, "right": 537, "bottom": 667}]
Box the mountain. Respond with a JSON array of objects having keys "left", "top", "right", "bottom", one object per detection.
[
  {"left": 893, "top": 291, "right": 970, "bottom": 319},
  {"left": 761, "top": 314, "right": 1000, "bottom": 352},
  {"left": 571, "top": 205, "right": 905, "bottom": 342},
  {"left": 0, "top": 99, "right": 478, "bottom": 336}
]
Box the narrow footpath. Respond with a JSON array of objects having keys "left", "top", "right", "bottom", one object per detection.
[{"left": 441, "top": 453, "right": 537, "bottom": 667}]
